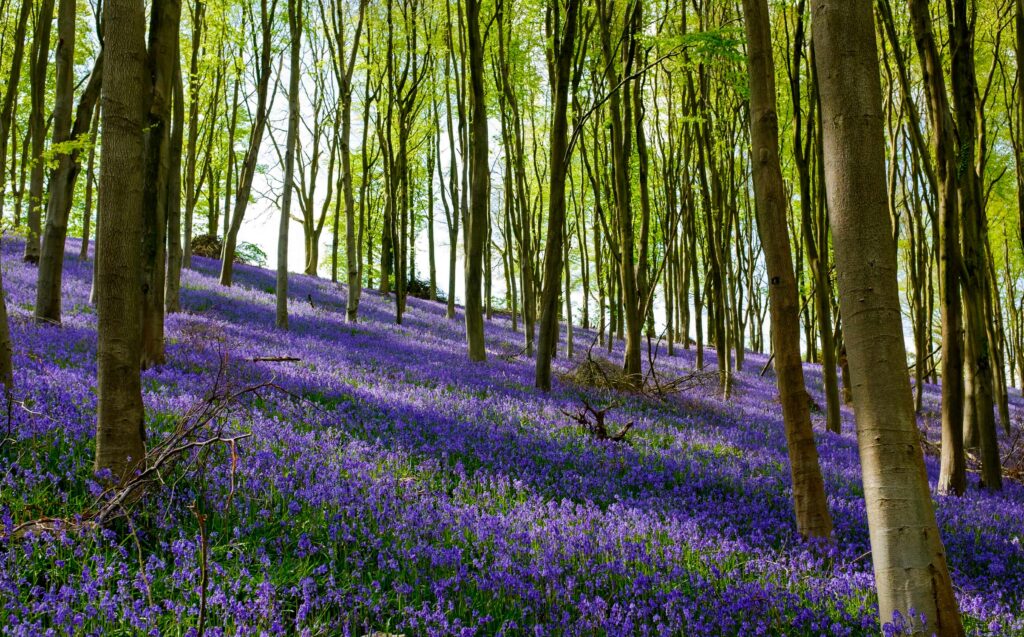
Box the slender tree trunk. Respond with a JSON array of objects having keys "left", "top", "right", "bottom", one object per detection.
[
  {"left": 165, "top": 54, "right": 185, "bottom": 313},
  {"left": 24, "top": 0, "right": 56, "bottom": 264},
  {"left": 596, "top": 0, "right": 643, "bottom": 382},
  {"left": 182, "top": 0, "right": 205, "bottom": 269},
  {"left": 1018, "top": 0, "right": 1024, "bottom": 251},
  {"left": 908, "top": 0, "right": 967, "bottom": 496},
  {"left": 0, "top": 0, "right": 32, "bottom": 230},
  {"left": 23, "top": 0, "right": 56, "bottom": 264},
  {"left": 464, "top": 0, "right": 488, "bottom": 361},
  {"left": 789, "top": 9, "right": 841, "bottom": 433},
  {"left": 427, "top": 145, "right": 437, "bottom": 301},
  {"left": 949, "top": 0, "right": 1001, "bottom": 491},
  {"left": 0, "top": 239, "right": 13, "bottom": 400},
  {"left": 35, "top": 0, "right": 95, "bottom": 323},
  {"left": 221, "top": 0, "right": 276, "bottom": 287},
  {"left": 812, "top": 1, "right": 964, "bottom": 632},
  {"left": 277, "top": 0, "right": 302, "bottom": 330},
  {"left": 140, "top": 0, "right": 182, "bottom": 369},
  {"left": 742, "top": 0, "right": 833, "bottom": 539},
  {"left": 535, "top": 0, "right": 580, "bottom": 389},
  {"left": 79, "top": 105, "right": 100, "bottom": 261}
]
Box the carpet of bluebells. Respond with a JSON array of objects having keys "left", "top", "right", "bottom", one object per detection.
[{"left": 0, "top": 237, "right": 1022, "bottom": 636}]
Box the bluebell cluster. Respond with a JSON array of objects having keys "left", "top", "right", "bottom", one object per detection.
[{"left": 0, "top": 237, "right": 1021, "bottom": 635}]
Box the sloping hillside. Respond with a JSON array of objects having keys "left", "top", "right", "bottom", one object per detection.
[{"left": 1, "top": 238, "right": 1022, "bottom": 636}]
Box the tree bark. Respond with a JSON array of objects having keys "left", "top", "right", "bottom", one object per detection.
[
  {"left": 741, "top": 0, "right": 832, "bottom": 540},
  {"left": 536, "top": 0, "right": 581, "bottom": 390},
  {"left": 464, "top": 0, "right": 488, "bottom": 361},
  {"left": 220, "top": 0, "right": 277, "bottom": 287},
  {"left": 94, "top": 0, "right": 149, "bottom": 481},
  {"left": 140, "top": 0, "right": 182, "bottom": 369},
  {"left": 812, "top": 0, "right": 964, "bottom": 632},
  {"left": 24, "top": 0, "right": 56, "bottom": 264},
  {"left": 277, "top": 0, "right": 302, "bottom": 330}
]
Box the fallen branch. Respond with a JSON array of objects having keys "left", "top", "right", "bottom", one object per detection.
[
  {"left": 249, "top": 356, "right": 301, "bottom": 363},
  {"left": 7, "top": 356, "right": 276, "bottom": 540},
  {"left": 560, "top": 397, "right": 633, "bottom": 443}
]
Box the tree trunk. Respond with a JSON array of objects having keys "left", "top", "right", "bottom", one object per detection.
[
  {"left": 165, "top": 58, "right": 185, "bottom": 314},
  {"left": 596, "top": 0, "right": 643, "bottom": 382},
  {"left": 789, "top": 9, "right": 841, "bottom": 433},
  {"left": 464, "top": 0, "right": 488, "bottom": 362},
  {"left": 94, "top": 0, "right": 149, "bottom": 481},
  {"left": 277, "top": 0, "right": 302, "bottom": 331},
  {"left": 182, "top": 0, "right": 205, "bottom": 269},
  {"left": 948, "top": 0, "right": 1001, "bottom": 491},
  {"left": 24, "top": 0, "right": 56, "bottom": 264},
  {"left": 140, "top": 0, "right": 182, "bottom": 369},
  {"left": 0, "top": 0, "right": 32, "bottom": 230},
  {"left": 742, "top": 0, "right": 833, "bottom": 540},
  {"left": 220, "top": 0, "right": 276, "bottom": 287},
  {"left": 35, "top": 0, "right": 97, "bottom": 324},
  {"left": 811, "top": 1, "right": 964, "bottom": 632},
  {"left": 80, "top": 104, "right": 101, "bottom": 261},
  {"left": 535, "top": 0, "right": 580, "bottom": 389},
  {"left": 908, "top": 0, "right": 967, "bottom": 496}
]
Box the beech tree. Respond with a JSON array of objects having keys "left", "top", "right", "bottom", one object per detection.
[
  {"left": 740, "top": 0, "right": 832, "bottom": 540},
  {"left": 812, "top": 0, "right": 963, "bottom": 632},
  {"left": 94, "top": 0, "right": 150, "bottom": 479},
  {"left": 535, "top": 0, "right": 581, "bottom": 391},
  {"left": 464, "top": 0, "right": 487, "bottom": 361},
  {"left": 276, "top": 0, "right": 302, "bottom": 330},
  {"left": 35, "top": 1, "right": 103, "bottom": 324}
]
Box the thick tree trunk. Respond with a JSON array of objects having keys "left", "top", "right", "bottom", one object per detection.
[
  {"left": 94, "top": 0, "right": 149, "bottom": 481},
  {"left": 812, "top": 1, "right": 964, "bottom": 633}
]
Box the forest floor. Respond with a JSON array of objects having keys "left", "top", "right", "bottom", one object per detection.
[{"left": 0, "top": 237, "right": 1022, "bottom": 636}]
